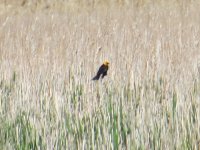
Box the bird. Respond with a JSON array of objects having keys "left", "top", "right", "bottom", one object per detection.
[{"left": 92, "top": 61, "right": 109, "bottom": 80}]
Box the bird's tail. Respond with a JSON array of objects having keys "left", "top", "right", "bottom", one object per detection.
[{"left": 92, "top": 75, "right": 100, "bottom": 80}]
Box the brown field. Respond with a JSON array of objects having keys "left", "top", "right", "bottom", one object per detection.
[{"left": 0, "top": 0, "right": 200, "bottom": 149}]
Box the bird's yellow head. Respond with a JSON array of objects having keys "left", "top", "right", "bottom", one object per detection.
[{"left": 103, "top": 60, "right": 109, "bottom": 66}]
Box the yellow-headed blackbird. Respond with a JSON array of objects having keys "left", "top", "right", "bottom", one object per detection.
[{"left": 92, "top": 61, "right": 109, "bottom": 80}]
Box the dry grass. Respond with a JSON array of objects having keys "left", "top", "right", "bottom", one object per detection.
[{"left": 0, "top": 0, "right": 200, "bottom": 149}]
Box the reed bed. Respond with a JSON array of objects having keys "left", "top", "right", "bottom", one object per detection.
[{"left": 0, "top": 1, "right": 200, "bottom": 149}]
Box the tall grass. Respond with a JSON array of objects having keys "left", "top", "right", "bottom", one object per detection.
[{"left": 0, "top": 1, "right": 200, "bottom": 149}]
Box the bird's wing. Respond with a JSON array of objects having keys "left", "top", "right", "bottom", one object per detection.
[
  {"left": 92, "top": 65, "right": 104, "bottom": 80},
  {"left": 92, "top": 64, "right": 108, "bottom": 80},
  {"left": 96, "top": 65, "right": 106, "bottom": 76},
  {"left": 100, "top": 65, "right": 108, "bottom": 78}
]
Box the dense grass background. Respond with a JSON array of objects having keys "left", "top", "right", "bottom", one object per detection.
[{"left": 0, "top": 0, "right": 200, "bottom": 149}]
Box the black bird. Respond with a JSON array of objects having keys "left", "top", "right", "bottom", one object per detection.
[{"left": 92, "top": 61, "right": 109, "bottom": 80}]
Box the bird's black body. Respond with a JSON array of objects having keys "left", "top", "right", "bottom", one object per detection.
[{"left": 92, "top": 64, "right": 108, "bottom": 80}]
